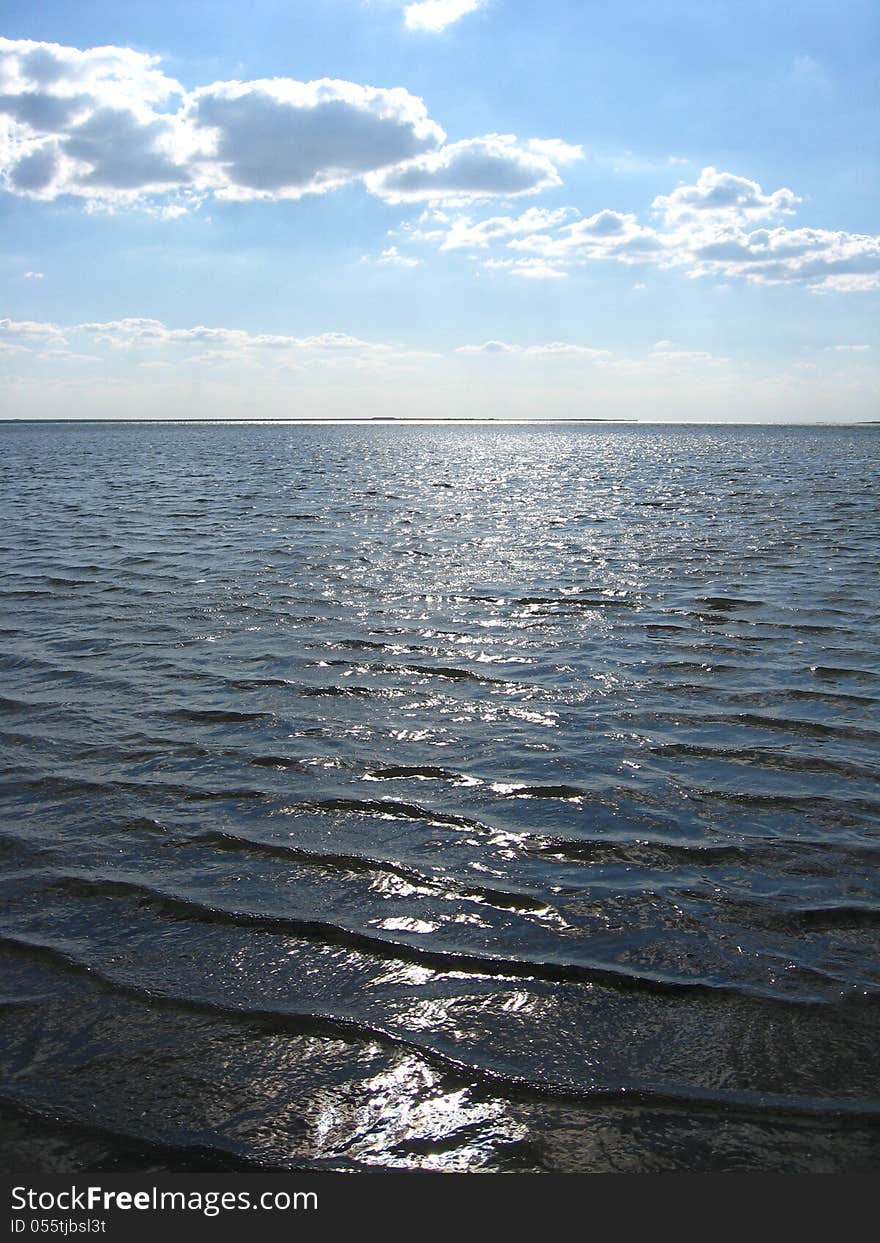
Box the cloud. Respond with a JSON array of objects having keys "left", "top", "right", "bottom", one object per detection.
[
  {"left": 0, "top": 314, "right": 431, "bottom": 372},
  {"left": 813, "top": 274, "right": 880, "bottom": 293},
  {"left": 0, "top": 38, "right": 445, "bottom": 205},
  {"left": 188, "top": 78, "right": 444, "bottom": 200},
  {"left": 451, "top": 339, "right": 738, "bottom": 385},
  {"left": 505, "top": 208, "right": 668, "bottom": 277},
  {"left": 376, "top": 245, "right": 421, "bottom": 266},
  {"left": 455, "top": 339, "right": 517, "bottom": 354},
  {"left": 648, "top": 343, "right": 724, "bottom": 365},
  {"left": 0, "top": 316, "right": 66, "bottom": 343},
  {"left": 526, "top": 342, "right": 611, "bottom": 358},
  {"left": 685, "top": 224, "right": 880, "bottom": 290},
  {"left": 522, "top": 138, "right": 583, "bottom": 166},
  {"left": 39, "top": 348, "right": 101, "bottom": 362},
  {"left": 78, "top": 318, "right": 395, "bottom": 357},
  {"left": 0, "top": 37, "right": 190, "bottom": 202},
  {"left": 0, "top": 37, "right": 577, "bottom": 211},
  {"left": 403, "top": 0, "right": 486, "bottom": 34},
  {"left": 456, "top": 340, "right": 610, "bottom": 357},
  {"left": 434, "top": 205, "right": 578, "bottom": 250},
  {"left": 408, "top": 167, "right": 880, "bottom": 292},
  {"left": 366, "top": 134, "right": 575, "bottom": 204},
  {"left": 483, "top": 257, "right": 568, "bottom": 279},
  {"left": 652, "top": 166, "right": 800, "bottom": 227}
]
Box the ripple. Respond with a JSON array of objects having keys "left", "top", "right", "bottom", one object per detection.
[{"left": 2, "top": 420, "right": 879, "bottom": 1172}]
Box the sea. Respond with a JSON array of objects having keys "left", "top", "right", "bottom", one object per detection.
[{"left": 0, "top": 420, "right": 878, "bottom": 1173}]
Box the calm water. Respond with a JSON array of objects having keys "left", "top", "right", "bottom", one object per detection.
[{"left": 1, "top": 421, "right": 879, "bottom": 1173}]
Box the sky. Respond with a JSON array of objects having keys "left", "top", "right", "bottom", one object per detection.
[{"left": 0, "top": 0, "right": 878, "bottom": 421}]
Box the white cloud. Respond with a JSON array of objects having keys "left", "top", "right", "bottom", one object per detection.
[
  {"left": 366, "top": 134, "right": 574, "bottom": 204},
  {"left": 483, "top": 257, "right": 568, "bottom": 279},
  {"left": 455, "top": 339, "right": 517, "bottom": 354},
  {"left": 39, "top": 348, "right": 100, "bottom": 362},
  {"left": 652, "top": 166, "right": 800, "bottom": 227},
  {"left": 0, "top": 38, "right": 439, "bottom": 205},
  {"left": 187, "top": 77, "right": 444, "bottom": 200},
  {"left": 456, "top": 340, "right": 610, "bottom": 357},
  {"left": 0, "top": 37, "right": 579, "bottom": 211},
  {"left": 0, "top": 37, "right": 191, "bottom": 201},
  {"left": 0, "top": 314, "right": 429, "bottom": 371},
  {"left": 526, "top": 342, "right": 611, "bottom": 358},
  {"left": 2, "top": 38, "right": 874, "bottom": 300},
  {"left": 648, "top": 344, "right": 724, "bottom": 365},
  {"left": 410, "top": 167, "right": 880, "bottom": 292},
  {"left": 511, "top": 208, "right": 668, "bottom": 273},
  {"left": 686, "top": 224, "right": 880, "bottom": 290},
  {"left": 0, "top": 316, "right": 66, "bottom": 343},
  {"left": 377, "top": 245, "right": 421, "bottom": 266},
  {"left": 451, "top": 339, "right": 739, "bottom": 387},
  {"left": 404, "top": 0, "right": 486, "bottom": 34},
  {"left": 808, "top": 273, "right": 880, "bottom": 293},
  {"left": 90, "top": 319, "right": 392, "bottom": 356},
  {"left": 435, "top": 205, "right": 578, "bottom": 250},
  {"left": 524, "top": 138, "right": 583, "bottom": 166}
]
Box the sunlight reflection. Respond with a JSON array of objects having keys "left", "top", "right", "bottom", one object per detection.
[{"left": 309, "top": 1055, "right": 528, "bottom": 1170}]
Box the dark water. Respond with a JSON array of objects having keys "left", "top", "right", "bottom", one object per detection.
[{"left": 1, "top": 420, "right": 879, "bottom": 1173}]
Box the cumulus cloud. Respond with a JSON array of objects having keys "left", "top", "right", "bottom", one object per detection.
[
  {"left": 510, "top": 208, "right": 668, "bottom": 273},
  {"left": 365, "top": 134, "right": 575, "bottom": 204},
  {"left": 188, "top": 78, "right": 444, "bottom": 199},
  {"left": 0, "top": 37, "right": 577, "bottom": 210},
  {"left": 0, "top": 37, "right": 191, "bottom": 201},
  {"left": 409, "top": 167, "right": 880, "bottom": 292},
  {"left": 403, "top": 0, "right": 486, "bottom": 34},
  {"left": 683, "top": 224, "right": 880, "bottom": 290},
  {"left": 652, "top": 166, "right": 800, "bottom": 227},
  {"left": 0, "top": 36, "right": 442, "bottom": 203}
]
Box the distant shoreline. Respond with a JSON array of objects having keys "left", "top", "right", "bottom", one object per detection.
[{"left": 1, "top": 418, "right": 877, "bottom": 427}]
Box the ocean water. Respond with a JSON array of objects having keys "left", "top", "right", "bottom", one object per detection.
[{"left": 0, "top": 420, "right": 878, "bottom": 1173}]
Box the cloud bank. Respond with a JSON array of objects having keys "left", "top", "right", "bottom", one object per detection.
[
  {"left": 2, "top": 40, "right": 874, "bottom": 294},
  {"left": 409, "top": 166, "right": 880, "bottom": 291},
  {"left": 0, "top": 37, "right": 574, "bottom": 208},
  {"left": 0, "top": 315, "right": 429, "bottom": 373},
  {"left": 4, "top": 315, "right": 876, "bottom": 427}
]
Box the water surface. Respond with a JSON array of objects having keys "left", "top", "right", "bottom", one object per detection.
[{"left": 1, "top": 422, "right": 878, "bottom": 1172}]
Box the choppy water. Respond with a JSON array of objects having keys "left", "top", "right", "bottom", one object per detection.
[{"left": 1, "top": 420, "right": 879, "bottom": 1173}]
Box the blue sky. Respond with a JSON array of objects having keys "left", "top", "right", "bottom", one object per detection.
[{"left": 1, "top": 0, "right": 877, "bottom": 420}]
